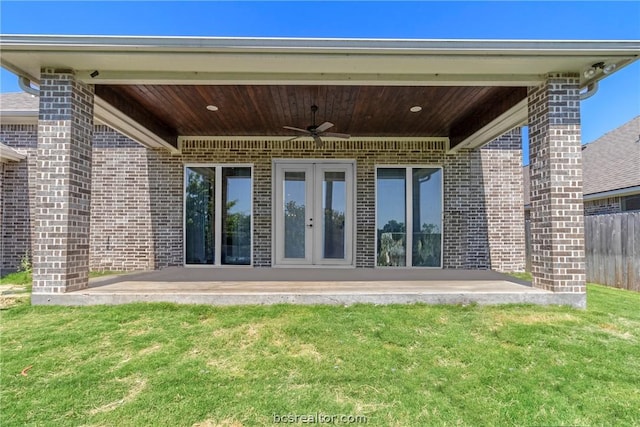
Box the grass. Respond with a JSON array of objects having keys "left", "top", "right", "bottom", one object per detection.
[
  {"left": 0, "top": 271, "right": 32, "bottom": 286},
  {"left": 1, "top": 286, "right": 639, "bottom": 426},
  {"left": 0, "top": 270, "right": 126, "bottom": 286},
  {"left": 507, "top": 271, "right": 533, "bottom": 282}
]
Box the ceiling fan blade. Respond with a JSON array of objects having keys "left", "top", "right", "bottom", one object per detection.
[
  {"left": 312, "top": 134, "right": 324, "bottom": 148},
  {"left": 322, "top": 132, "right": 351, "bottom": 139},
  {"left": 315, "top": 121, "right": 334, "bottom": 133},
  {"left": 283, "top": 126, "right": 311, "bottom": 134},
  {"left": 286, "top": 135, "right": 301, "bottom": 142}
]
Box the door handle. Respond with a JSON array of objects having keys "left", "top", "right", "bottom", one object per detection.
[{"left": 306, "top": 223, "right": 313, "bottom": 228}]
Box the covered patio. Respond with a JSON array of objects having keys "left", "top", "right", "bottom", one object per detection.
[
  {"left": 1, "top": 35, "right": 638, "bottom": 308},
  {"left": 31, "top": 268, "right": 568, "bottom": 307}
]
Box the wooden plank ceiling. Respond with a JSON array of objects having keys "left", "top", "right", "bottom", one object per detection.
[{"left": 96, "top": 84, "right": 527, "bottom": 142}]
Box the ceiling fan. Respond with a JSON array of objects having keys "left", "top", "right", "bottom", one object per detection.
[{"left": 283, "top": 105, "right": 350, "bottom": 148}]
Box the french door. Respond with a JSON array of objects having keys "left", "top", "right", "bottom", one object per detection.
[{"left": 274, "top": 161, "right": 354, "bottom": 266}]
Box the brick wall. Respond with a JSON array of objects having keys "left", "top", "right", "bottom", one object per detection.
[
  {"left": 2, "top": 126, "right": 526, "bottom": 275},
  {"left": 146, "top": 149, "right": 183, "bottom": 268},
  {"left": 90, "top": 126, "right": 155, "bottom": 271},
  {"left": 584, "top": 197, "right": 622, "bottom": 215},
  {"left": 480, "top": 129, "right": 526, "bottom": 272},
  {"left": 0, "top": 125, "right": 38, "bottom": 275},
  {"left": 180, "top": 138, "right": 524, "bottom": 270}
]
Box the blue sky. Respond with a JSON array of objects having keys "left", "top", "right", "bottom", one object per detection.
[{"left": 1, "top": 1, "right": 639, "bottom": 161}]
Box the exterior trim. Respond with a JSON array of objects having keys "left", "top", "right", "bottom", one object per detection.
[
  {"left": 0, "top": 142, "right": 26, "bottom": 162},
  {"left": 447, "top": 99, "right": 528, "bottom": 153},
  {"left": 583, "top": 185, "right": 640, "bottom": 201},
  {"left": 95, "top": 97, "right": 180, "bottom": 154}
]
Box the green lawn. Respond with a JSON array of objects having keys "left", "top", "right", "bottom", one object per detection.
[
  {"left": 1, "top": 285, "right": 639, "bottom": 426},
  {"left": 0, "top": 270, "right": 125, "bottom": 285}
]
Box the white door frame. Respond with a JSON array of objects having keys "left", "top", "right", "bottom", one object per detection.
[{"left": 273, "top": 159, "right": 355, "bottom": 267}]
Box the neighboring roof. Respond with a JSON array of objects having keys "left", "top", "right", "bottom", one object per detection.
[
  {"left": 524, "top": 116, "right": 640, "bottom": 205},
  {"left": 0, "top": 91, "right": 39, "bottom": 124},
  {"left": 0, "top": 91, "right": 38, "bottom": 111},
  {"left": 582, "top": 116, "right": 640, "bottom": 196}
]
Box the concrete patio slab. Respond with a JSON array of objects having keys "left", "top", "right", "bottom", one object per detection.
[{"left": 31, "top": 268, "right": 586, "bottom": 308}]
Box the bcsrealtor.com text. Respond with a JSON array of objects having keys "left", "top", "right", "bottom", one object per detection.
[{"left": 273, "top": 413, "right": 367, "bottom": 424}]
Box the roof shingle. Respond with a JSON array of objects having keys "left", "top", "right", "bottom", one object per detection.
[{"left": 0, "top": 92, "right": 39, "bottom": 111}]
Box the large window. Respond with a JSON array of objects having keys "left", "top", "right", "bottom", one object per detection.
[
  {"left": 184, "top": 165, "right": 252, "bottom": 265},
  {"left": 376, "top": 166, "right": 443, "bottom": 267}
]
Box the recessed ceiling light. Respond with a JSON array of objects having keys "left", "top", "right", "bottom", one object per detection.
[
  {"left": 410, "top": 106, "right": 422, "bottom": 113},
  {"left": 206, "top": 105, "right": 219, "bottom": 111}
]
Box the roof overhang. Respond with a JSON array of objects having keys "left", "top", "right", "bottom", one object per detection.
[
  {"left": 1, "top": 35, "right": 638, "bottom": 152},
  {"left": 2, "top": 36, "right": 639, "bottom": 86},
  {"left": 0, "top": 142, "right": 27, "bottom": 162}
]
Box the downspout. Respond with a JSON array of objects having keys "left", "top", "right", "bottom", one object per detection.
[
  {"left": 18, "top": 76, "right": 40, "bottom": 97},
  {"left": 580, "top": 81, "right": 598, "bottom": 100}
]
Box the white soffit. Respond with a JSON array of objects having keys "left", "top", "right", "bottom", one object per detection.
[{"left": 1, "top": 35, "right": 638, "bottom": 86}]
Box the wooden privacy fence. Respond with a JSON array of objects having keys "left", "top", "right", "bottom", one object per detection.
[
  {"left": 585, "top": 212, "right": 639, "bottom": 291},
  {"left": 525, "top": 212, "right": 640, "bottom": 290}
]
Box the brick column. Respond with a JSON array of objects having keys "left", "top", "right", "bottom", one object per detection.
[
  {"left": 32, "top": 69, "right": 94, "bottom": 293},
  {"left": 527, "top": 73, "right": 586, "bottom": 294}
]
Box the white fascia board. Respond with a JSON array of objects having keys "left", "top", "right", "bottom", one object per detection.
[
  {"left": 2, "top": 35, "right": 639, "bottom": 54},
  {"left": 584, "top": 186, "right": 640, "bottom": 201},
  {"left": 94, "top": 97, "right": 179, "bottom": 154},
  {"left": 446, "top": 99, "right": 528, "bottom": 154},
  {"left": 0, "top": 111, "right": 38, "bottom": 124},
  {"left": 0, "top": 143, "right": 27, "bottom": 162}
]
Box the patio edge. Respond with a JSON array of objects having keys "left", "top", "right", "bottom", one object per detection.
[{"left": 31, "top": 292, "right": 586, "bottom": 308}]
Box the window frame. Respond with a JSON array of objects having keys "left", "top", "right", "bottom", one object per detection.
[
  {"left": 374, "top": 165, "right": 444, "bottom": 269},
  {"left": 621, "top": 194, "right": 640, "bottom": 212},
  {"left": 183, "top": 163, "right": 254, "bottom": 267}
]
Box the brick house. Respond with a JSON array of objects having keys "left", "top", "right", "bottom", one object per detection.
[
  {"left": 524, "top": 116, "right": 640, "bottom": 217},
  {"left": 1, "top": 35, "right": 639, "bottom": 307}
]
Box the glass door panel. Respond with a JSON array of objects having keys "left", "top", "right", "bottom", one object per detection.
[
  {"left": 314, "top": 164, "right": 353, "bottom": 265},
  {"left": 185, "top": 167, "right": 215, "bottom": 264},
  {"left": 275, "top": 165, "right": 314, "bottom": 265},
  {"left": 411, "top": 168, "right": 443, "bottom": 267},
  {"left": 321, "top": 171, "right": 346, "bottom": 259},
  {"left": 376, "top": 168, "right": 407, "bottom": 266},
  {"left": 221, "top": 167, "right": 252, "bottom": 265},
  {"left": 283, "top": 171, "right": 308, "bottom": 259}
]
